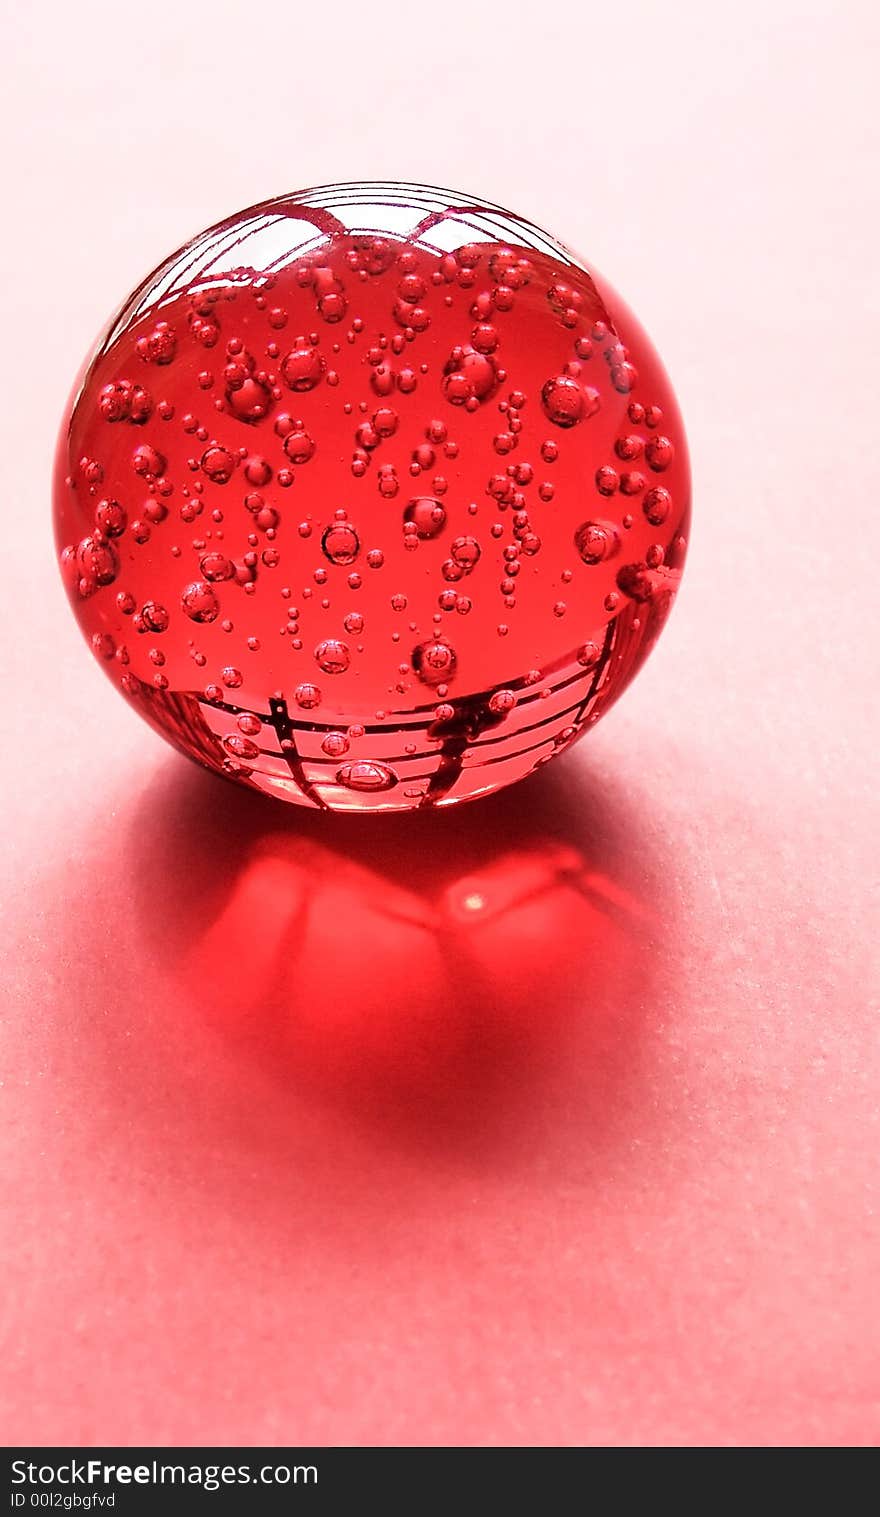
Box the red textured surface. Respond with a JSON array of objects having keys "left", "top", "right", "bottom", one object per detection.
[{"left": 1, "top": 0, "right": 878, "bottom": 1449}]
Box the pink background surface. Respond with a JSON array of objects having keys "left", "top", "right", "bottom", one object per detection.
[{"left": 1, "top": 0, "right": 878, "bottom": 1447}]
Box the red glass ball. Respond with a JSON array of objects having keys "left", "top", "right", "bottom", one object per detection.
[{"left": 54, "top": 183, "right": 691, "bottom": 812}]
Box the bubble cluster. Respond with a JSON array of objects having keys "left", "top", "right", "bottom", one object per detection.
[{"left": 55, "top": 182, "right": 690, "bottom": 811}]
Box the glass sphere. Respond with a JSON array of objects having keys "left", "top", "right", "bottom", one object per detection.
[{"left": 54, "top": 182, "right": 691, "bottom": 811}]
